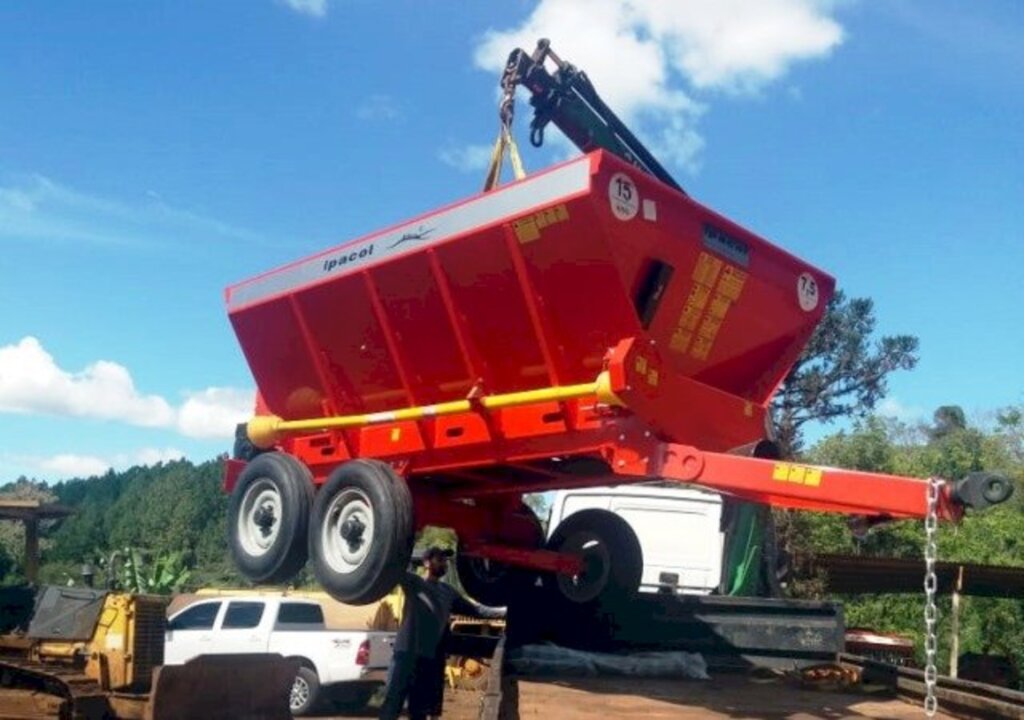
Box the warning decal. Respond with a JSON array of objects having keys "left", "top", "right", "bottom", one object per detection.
[
  {"left": 608, "top": 172, "right": 639, "bottom": 221},
  {"left": 669, "top": 252, "right": 749, "bottom": 360},
  {"left": 797, "top": 272, "right": 820, "bottom": 312}
]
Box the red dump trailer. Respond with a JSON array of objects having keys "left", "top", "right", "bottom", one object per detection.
[{"left": 220, "top": 43, "right": 1011, "bottom": 608}]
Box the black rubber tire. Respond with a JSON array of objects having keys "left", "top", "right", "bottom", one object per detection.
[
  {"left": 227, "top": 452, "right": 314, "bottom": 585},
  {"left": 308, "top": 460, "right": 414, "bottom": 605},
  {"left": 546, "top": 508, "right": 643, "bottom": 607},
  {"left": 457, "top": 505, "right": 544, "bottom": 607},
  {"left": 289, "top": 665, "right": 320, "bottom": 716}
]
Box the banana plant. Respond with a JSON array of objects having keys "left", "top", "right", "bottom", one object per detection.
[{"left": 99, "top": 547, "right": 192, "bottom": 594}]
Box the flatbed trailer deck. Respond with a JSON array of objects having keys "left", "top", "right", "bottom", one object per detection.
[
  {"left": 329, "top": 673, "right": 1020, "bottom": 720},
  {"left": 425, "top": 593, "right": 1024, "bottom": 720},
  {"left": 487, "top": 674, "right": 960, "bottom": 720},
  {"left": 449, "top": 648, "right": 1024, "bottom": 720},
  {"left": 323, "top": 649, "right": 1024, "bottom": 719}
]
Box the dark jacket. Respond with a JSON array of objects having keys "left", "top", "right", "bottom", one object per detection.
[{"left": 393, "top": 572, "right": 502, "bottom": 657}]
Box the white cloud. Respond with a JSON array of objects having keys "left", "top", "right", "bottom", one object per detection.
[
  {"left": 0, "top": 337, "right": 252, "bottom": 440},
  {"left": 0, "top": 174, "right": 263, "bottom": 249},
  {"left": 280, "top": 0, "right": 328, "bottom": 18},
  {"left": 26, "top": 447, "right": 187, "bottom": 480},
  {"left": 356, "top": 95, "right": 401, "bottom": 121},
  {"left": 0, "top": 337, "right": 175, "bottom": 427},
  {"left": 177, "top": 387, "right": 254, "bottom": 439},
  {"left": 438, "top": 144, "right": 495, "bottom": 173},
  {"left": 472, "top": 0, "right": 843, "bottom": 171}
]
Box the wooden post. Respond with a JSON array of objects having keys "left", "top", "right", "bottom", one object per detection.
[
  {"left": 950, "top": 565, "right": 964, "bottom": 679},
  {"left": 24, "top": 518, "right": 39, "bottom": 585}
]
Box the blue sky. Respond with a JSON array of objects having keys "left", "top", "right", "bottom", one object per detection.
[{"left": 1, "top": 1, "right": 1021, "bottom": 481}]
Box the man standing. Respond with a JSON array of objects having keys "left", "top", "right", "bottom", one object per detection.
[{"left": 379, "top": 546, "right": 504, "bottom": 720}]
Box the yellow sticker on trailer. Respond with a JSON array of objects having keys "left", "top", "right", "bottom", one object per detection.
[{"left": 772, "top": 462, "right": 823, "bottom": 487}]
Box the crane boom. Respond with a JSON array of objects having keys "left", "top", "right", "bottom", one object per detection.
[{"left": 501, "top": 39, "right": 685, "bottom": 194}]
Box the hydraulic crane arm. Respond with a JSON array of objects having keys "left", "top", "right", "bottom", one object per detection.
[{"left": 500, "top": 39, "right": 685, "bottom": 194}]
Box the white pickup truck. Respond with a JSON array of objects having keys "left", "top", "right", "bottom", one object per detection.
[{"left": 165, "top": 595, "right": 394, "bottom": 715}]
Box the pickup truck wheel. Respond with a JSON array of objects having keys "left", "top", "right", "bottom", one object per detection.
[
  {"left": 228, "top": 452, "right": 313, "bottom": 584},
  {"left": 457, "top": 505, "right": 543, "bottom": 607},
  {"left": 546, "top": 508, "right": 642, "bottom": 607},
  {"left": 288, "top": 666, "right": 320, "bottom": 716},
  {"left": 309, "top": 460, "right": 414, "bottom": 605}
]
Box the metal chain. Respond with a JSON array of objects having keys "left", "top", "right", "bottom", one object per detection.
[
  {"left": 923, "top": 476, "right": 942, "bottom": 717},
  {"left": 498, "top": 54, "right": 519, "bottom": 134},
  {"left": 483, "top": 54, "right": 526, "bottom": 191}
]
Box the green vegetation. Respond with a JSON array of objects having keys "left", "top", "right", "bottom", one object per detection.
[
  {"left": 778, "top": 407, "right": 1024, "bottom": 676},
  {"left": 102, "top": 547, "right": 193, "bottom": 595},
  {"left": 0, "top": 459, "right": 244, "bottom": 590},
  {"left": 772, "top": 291, "right": 919, "bottom": 456}
]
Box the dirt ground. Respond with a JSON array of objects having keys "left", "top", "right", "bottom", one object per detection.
[{"left": 324, "top": 674, "right": 957, "bottom": 719}]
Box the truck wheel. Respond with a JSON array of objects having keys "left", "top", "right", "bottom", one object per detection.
[
  {"left": 457, "top": 505, "right": 543, "bottom": 607},
  {"left": 309, "top": 460, "right": 414, "bottom": 605},
  {"left": 228, "top": 452, "right": 313, "bottom": 584},
  {"left": 546, "top": 508, "right": 642, "bottom": 606},
  {"left": 288, "top": 666, "right": 320, "bottom": 716}
]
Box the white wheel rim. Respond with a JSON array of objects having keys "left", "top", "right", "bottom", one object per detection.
[
  {"left": 290, "top": 675, "right": 309, "bottom": 710},
  {"left": 321, "top": 487, "right": 375, "bottom": 574},
  {"left": 557, "top": 533, "right": 611, "bottom": 603},
  {"left": 237, "top": 478, "right": 282, "bottom": 558}
]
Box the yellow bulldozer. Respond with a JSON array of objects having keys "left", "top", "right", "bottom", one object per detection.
[{"left": 0, "top": 585, "right": 298, "bottom": 720}]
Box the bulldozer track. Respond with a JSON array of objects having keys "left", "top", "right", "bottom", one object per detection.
[{"left": 0, "top": 655, "right": 110, "bottom": 719}]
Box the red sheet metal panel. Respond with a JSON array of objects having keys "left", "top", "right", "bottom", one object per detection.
[{"left": 227, "top": 151, "right": 834, "bottom": 448}]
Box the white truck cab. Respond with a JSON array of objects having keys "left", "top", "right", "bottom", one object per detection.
[{"left": 547, "top": 484, "right": 724, "bottom": 595}]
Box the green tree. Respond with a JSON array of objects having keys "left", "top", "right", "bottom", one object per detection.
[
  {"left": 783, "top": 412, "right": 1024, "bottom": 680},
  {"left": 995, "top": 406, "right": 1024, "bottom": 465},
  {"left": 27, "top": 459, "right": 236, "bottom": 591},
  {"left": 771, "top": 291, "right": 919, "bottom": 456},
  {"left": 930, "top": 405, "right": 968, "bottom": 440}
]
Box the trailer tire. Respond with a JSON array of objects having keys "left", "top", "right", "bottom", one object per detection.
[
  {"left": 309, "top": 460, "right": 414, "bottom": 605},
  {"left": 546, "top": 508, "right": 643, "bottom": 607},
  {"left": 457, "top": 504, "right": 544, "bottom": 607},
  {"left": 228, "top": 452, "right": 313, "bottom": 585}
]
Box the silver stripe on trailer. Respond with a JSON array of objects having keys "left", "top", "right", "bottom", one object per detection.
[{"left": 226, "top": 157, "right": 593, "bottom": 311}]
